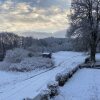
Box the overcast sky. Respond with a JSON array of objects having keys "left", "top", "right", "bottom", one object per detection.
[{"left": 0, "top": 0, "right": 71, "bottom": 35}]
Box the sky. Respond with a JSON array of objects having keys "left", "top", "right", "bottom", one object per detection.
[{"left": 0, "top": 0, "right": 71, "bottom": 37}]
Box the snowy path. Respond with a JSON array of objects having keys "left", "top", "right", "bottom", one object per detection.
[
  {"left": 0, "top": 51, "right": 86, "bottom": 100},
  {"left": 55, "top": 68, "right": 100, "bottom": 100}
]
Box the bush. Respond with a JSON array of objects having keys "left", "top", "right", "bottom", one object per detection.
[
  {"left": 23, "top": 98, "right": 33, "bottom": 100},
  {"left": 47, "top": 81, "right": 59, "bottom": 98},
  {"left": 55, "top": 73, "right": 69, "bottom": 86},
  {"left": 40, "top": 90, "right": 51, "bottom": 100},
  {"left": 4, "top": 48, "right": 29, "bottom": 63},
  {"left": 72, "top": 67, "right": 79, "bottom": 74},
  {"left": 9, "top": 63, "right": 32, "bottom": 72},
  {"left": 68, "top": 71, "right": 73, "bottom": 78},
  {"left": 84, "top": 57, "right": 91, "bottom": 64},
  {"left": 0, "top": 61, "right": 11, "bottom": 71},
  {"left": 27, "top": 53, "right": 33, "bottom": 57},
  {"left": 9, "top": 57, "right": 53, "bottom": 72}
]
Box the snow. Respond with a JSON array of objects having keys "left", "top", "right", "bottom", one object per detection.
[
  {"left": 96, "top": 53, "right": 100, "bottom": 62},
  {"left": 42, "top": 52, "right": 51, "bottom": 54},
  {"left": 53, "top": 51, "right": 85, "bottom": 67},
  {"left": 9, "top": 57, "right": 53, "bottom": 72},
  {"left": 0, "top": 61, "right": 11, "bottom": 70},
  {"left": 4, "top": 48, "right": 29, "bottom": 63},
  {"left": 0, "top": 51, "right": 86, "bottom": 100},
  {"left": 55, "top": 68, "right": 100, "bottom": 100}
]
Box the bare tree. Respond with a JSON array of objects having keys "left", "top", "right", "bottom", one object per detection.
[{"left": 67, "top": 0, "right": 100, "bottom": 62}]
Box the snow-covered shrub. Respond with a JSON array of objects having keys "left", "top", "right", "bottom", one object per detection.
[
  {"left": 27, "top": 53, "right": 33, "bottom": 57},
  {"left": 55, "top": 73, "right": 69, "bottom": 86},
  {"left": 9, "top": 63, "right": 31, "bottom": 72},
  {"left": 47, "top": 81, "right": 59, "bottom": 98},
  {"left": 40, "top": 90, "right": 51, "bottom": 100},
  {"left": 0, "top": 61, "right": 11, "bottom": 70},
  {"left": 23, "top": 98, "right": 33, "bottom": 100},
  {"left": 72, "top": 67, "right": 79, "bottom": 74},
  {"left": 9, "top": 57, "right": 53, "bottom": 72},
  {"left": 84, "top": 57, "right": 91, "bottom": 64},
  {"left": 69, "top": 70, "right": 73, "bottom": 78},
  {"left": 55, "top": 67, "right": 80, "bottom": 87},
  {"left": 4, "top": 48, "right": 29, "bottom": 63}
]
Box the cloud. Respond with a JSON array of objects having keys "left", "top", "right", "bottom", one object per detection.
[{"left": 0, "top": 0, "right": 71, "bottom": 34}]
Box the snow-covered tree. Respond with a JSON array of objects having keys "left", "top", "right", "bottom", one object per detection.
[
  {"left": 4, "top": 48, "right": 29, "bottom": 63},
  {"left": 67, "top": 0, "right": 100, "bottom": 62}
]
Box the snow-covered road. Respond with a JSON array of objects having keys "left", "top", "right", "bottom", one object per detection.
[
  {"left": 55, "top": 68, "right": 100, "bottom": 100},
  {"left": 0, "top": 51, "right": 86, "bottom": 100}
]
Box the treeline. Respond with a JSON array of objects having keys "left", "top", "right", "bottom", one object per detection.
[
  {"left": 0, "top": 32, "right": 99, "bottom": 60},
  {"left": 0, "top": 32, "right": 73, "bottom": 53}
]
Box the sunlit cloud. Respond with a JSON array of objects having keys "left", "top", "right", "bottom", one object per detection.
[{"left": 0, "top": 0, "right": 71, "bottom": 34}]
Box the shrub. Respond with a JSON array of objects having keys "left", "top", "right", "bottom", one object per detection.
[
  {"left": 68, "top": 71, "right": 73, "bottom": 78},
  {"left": 0, "top": 61, "right": 11, "bottom": 71},
  {"left": 55, "top": 73, "right": 69, "bottom": 86},
  {"left": 4, "top": 48, "right": 29, "bottom": 63},
  {"left": 47, "top": 81, "right": 59, "bottom": 98},
  {"left": 9, "top": 63, "right": 32, "bottom": 72},
  {"left": 40, "top": 90, "right": 50, "bottom": 100},
  {"left": 23, "top": 98, "right": 33, "bottom": 100},
  {"left": 84, "top": 57, "right": 91, "bottom": 64},
  {"left": 9, "top": 57, "right": 53, "bottom": 72},
  {"left": 27, "top": 53, "right": 33, "bottom": 57},
  {"left": 72, "top": 67, "right": 79, "bottom": 73}
]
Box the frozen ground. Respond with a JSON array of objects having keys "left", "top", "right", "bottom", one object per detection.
[
  {"left": 0, "top": 51, "right": 86, "bottom": 100},
  {"left": 55, "top": 68, "right": 100, "bottom": 100}
]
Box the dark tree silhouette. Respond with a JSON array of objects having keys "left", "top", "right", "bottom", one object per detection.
[{"left": 67, "top": 0, "right": 100, "bottom": 62}]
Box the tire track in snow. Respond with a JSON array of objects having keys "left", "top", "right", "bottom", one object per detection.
[{"left": 21, "top": 54, "right": 82, "bottom": 82}]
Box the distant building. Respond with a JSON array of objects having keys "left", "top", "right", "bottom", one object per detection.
[{"left": 42, "top": 52, "right": 52, "bottom": 58}]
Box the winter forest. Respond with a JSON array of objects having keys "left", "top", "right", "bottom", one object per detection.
[{"left": 0, "top": 0, "right": 100, "bottom": 100}]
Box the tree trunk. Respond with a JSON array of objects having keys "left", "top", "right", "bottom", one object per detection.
[{"left": 90, "top": 41, "right": 96, "bottom": 63}]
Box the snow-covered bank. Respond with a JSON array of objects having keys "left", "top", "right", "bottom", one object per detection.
[
  {"left": 96, "top": 53, "right": 100, "bottom": 61},
  {"left": 0, "top": 51, "right": 86, "bottom": 100},
  {"left": 55, "top": 68, "right": 100, "bottom": 100}
]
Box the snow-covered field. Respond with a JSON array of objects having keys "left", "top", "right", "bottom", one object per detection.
[
  {"left": 0, "top": 51, "right": 86, "bottom": 100},
  {"left": 55, "top": 68, "right": 100, "bottom": 100}
]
